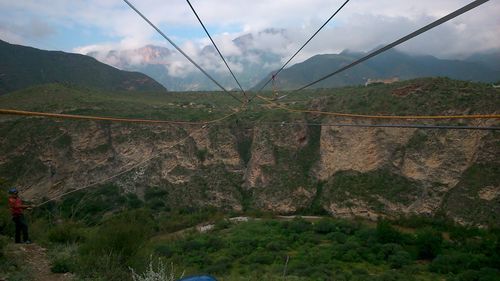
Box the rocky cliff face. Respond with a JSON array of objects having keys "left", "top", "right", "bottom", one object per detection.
[
  {"left": 1, "top": 112, "right": 497, "bottom": 226},
  {"left": 317, "top": 119, "right": 498, "bottom": 223}
]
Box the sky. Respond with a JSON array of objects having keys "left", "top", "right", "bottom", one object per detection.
[{"left": 1, "top": 0, "right": 499, "bottom": 66}]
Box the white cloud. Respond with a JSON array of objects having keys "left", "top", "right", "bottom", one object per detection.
[{"left": 0, "top": 0, "right": 498, "bottom": 64}]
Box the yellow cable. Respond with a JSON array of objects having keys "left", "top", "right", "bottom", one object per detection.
[
  {"left": 256, "top": 95, "right": 500, "bottom": 120},
  {"left": 0, "top": 108, "right": 239, "bottom": 125},
  {"left": 4, "top": 106, "right": 245, "bottom": 206}
]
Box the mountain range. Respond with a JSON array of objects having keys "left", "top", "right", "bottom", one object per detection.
[
  {"left": 86, "top": 29, "right": 288, "bottom": 91},
  {"left": 254, "top": 49, "right": 500, "bottom": 90},
  {"left": 84, "top": 29, "right": 500, "bottom": 91},
  {"left": 0, "top": 40, "right": 166, "bottom": 95},
  {"left": 1, "top": 34, "right": 499, "bottom": 94}
]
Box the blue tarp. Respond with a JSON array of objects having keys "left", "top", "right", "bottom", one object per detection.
[{"left": 178, "top": 275, "right": 217, "bottom": 281}]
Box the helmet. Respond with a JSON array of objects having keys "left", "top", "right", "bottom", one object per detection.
[{"left": 8, "top": 188, "right": 18, "bottom": 194}]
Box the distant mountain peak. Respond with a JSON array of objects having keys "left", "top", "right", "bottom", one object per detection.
[
  {"left": 339, "top": 49, "right": 364, "bottom": 57},
  {"left": 259, "top": 28, "right": 286, "bottom": 35},
  {"left": 233, "top": 33, "right": 254, "bottom": 50}
]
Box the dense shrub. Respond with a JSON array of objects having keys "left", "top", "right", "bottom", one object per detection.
[
  {"left": 243, "top": 249, "right": 276, "bottom": 265},
  {"left": 378, "top": 243, "right": 404, "bottom": 260},
  {"left": 335, "top": 219, "right": 360, "bottom": 235},
  {"left": 47, "top": 221, "right": 85, "bottom": 244},
  {"left": 430, "top": 252, "right": 491, "bottom": 274},
  {"left": 327, "top": 232, "right": 348, "bottom": 243},
  {"left": 265, "top": 240, "right": 287, "bottom": 251},
  {"left": 77, "top": 209, "right": 155, "bottom": 279},
  {"left": 376, "top": 270, "right": 417, "bottom": 281},
  {"left": 415, "top": 227, "right": 443, "bottom": 259},
  {"left": 214, "top": 218, "right": 230, "bottom": 230},
  {"left": 314, "top": 218, "right": 337, "bottom": 234},
  {"left": 10, "top": 189, "right": 498, "bottom": 281},
  {"left": 51, "top": 257, "right": 74, "bottom": 273},
  {"left": 377, "top": 220, "right": 403, "bottom": 244},
  {"left": 283, "top": 217, "right": 312, "bottom": 233},
  {"left": 154, "top": 245, "right": 173, "bottom": 258},
  {"left": 0, "top": 235, "right": 8, "bottom": 258},
  {"left": 388, "top": 250, "right": 412, "bottom": 269},
  {"left": 449, "top": 268, "right": 500, "bottom": 281}
]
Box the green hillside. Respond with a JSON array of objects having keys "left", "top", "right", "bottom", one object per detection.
[
  {"left": 0, "top": 78, "right": 498, "bottom": 280},
  {"left": 1, "top": 77, "right": 497, "bottom": 120},
  {"left": 253, "top": 49, "right": 500, "bottom": 90},
  {"left": 0, "top": 40, "right": 167, "bottom": 95},
  {"left": 0, "top": 83, "right": 243, "bottom": 121}
]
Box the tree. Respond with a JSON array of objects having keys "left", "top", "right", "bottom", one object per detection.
[
  {"left": 415, "top": 228, "right": 443, "bottom": 260},
  {"left": 376, "top": 220, "right": 402, "bottom": 244}
]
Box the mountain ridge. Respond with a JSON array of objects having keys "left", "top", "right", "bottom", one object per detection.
[
  {"left": 0, "top": 40, "right": 167, "bottom": 95},
  {"left": 87, "top": 41, "right": 500, "bottom": 92},
  {"left": 253, "top": 49, "right": 500, "bottom": 90},
  {"left": 85, "top": 30, "right": 289, "bottom": 91}
]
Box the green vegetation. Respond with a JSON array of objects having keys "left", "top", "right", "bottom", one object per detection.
[
  {"left": 33, "top": 212, "right": 499, "bottom": 281},
  {"left": 406, "top": 130, "right": 429, "bottom": 150},
  {"left": 0, "top": 39, "right": 165, "bottom": 94},
  {"left": 37, "top": 183, "right": 143, "bottom": 224},
  {"left": 149, "top": 217, "right": 498, "bottom": 280},
  {"left": 0, "top": 83, "right": 239, "bottom": 122},
  {"left": 54, "top": 134, "right": 72, "bottom": 148},
  {"left": 232, "top": 122, "right": 253, "bottom": 165},
  {"left": 1, "top": 178, "right": 499, "bottom": 280},
  {"left": 0, "top": 78, "right": 498, "bottom": 280},
  {"left": 323, "top": 169, "right": 421, "bottom": 211},
  {"left": 306, "top": 77, "right": 499, "bottom": 117},
  {"left": 442, "top": 161, "right": 500, "bottom": 227},
  {"left": 195, "top": 148, "right": 209, "bottom": 162},
  {"left": 251, "top": 123, "right": 322, "bottom": 212},
  {"left": 1, "top": 77, "right": 497, "bottom": 124}
]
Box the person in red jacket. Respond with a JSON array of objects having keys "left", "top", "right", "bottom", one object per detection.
[{"left": 8, "top": 188, "right": 32, "bottom": 244}]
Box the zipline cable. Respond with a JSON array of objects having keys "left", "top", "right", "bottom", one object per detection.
[
  {"left": 186, "top": 0, "right": 248, "bottom": 101},
  {"left": 0, "top": 108, "right": 240, "bottom": 125},
  {"left": 256, "top": 94, "right": 500, "bottom": 120},
  {"left": 257, "top": 0, "right": 351, "bottom": 93},
  {"left": 122, "top": 0, "right": 244, "bottom": 104},
  {"left": 296, "top": 0, "right": 490, "bottom": 91},
  {"left": 34, "top": 125, "right": 207, "bottom": 207},
  {"left": 30, "top": 103, "right": 245, "bottom": 207}
]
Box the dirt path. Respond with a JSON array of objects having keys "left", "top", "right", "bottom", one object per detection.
[{"left": 5, "top": 243, "right": 73, "bottom": 281}]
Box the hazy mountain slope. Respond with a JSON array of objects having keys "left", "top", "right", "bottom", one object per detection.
[
  {"left": 253, "top": 49, "right": 500, "bottom": 90},
  {"left": 466, "top": 50, "right": 500, "bottom": 71},
  {"left": 0, "top": 40, "right": 166, "bottom": 95}
]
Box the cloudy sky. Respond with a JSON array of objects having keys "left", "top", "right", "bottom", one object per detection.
[{"left": 1, "top": 0, "right": 499, "bottom": 65}]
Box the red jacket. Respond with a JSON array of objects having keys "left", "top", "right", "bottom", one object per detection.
[{"left": 8, "top": 197, "right": 24, "bottom": 217}]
